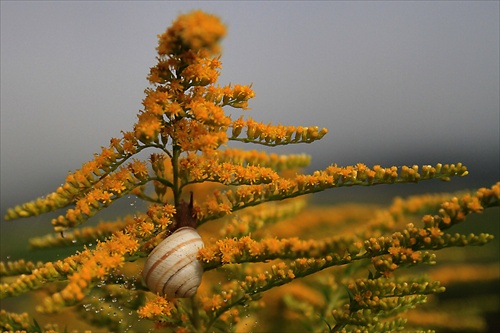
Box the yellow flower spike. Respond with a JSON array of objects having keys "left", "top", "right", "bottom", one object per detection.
[
  {"left": 128, "top": 159, "right": 150, "bottom": 181},
  {"left": 318, "top": 127, "right": 328, "bottom": 138},
  {"left": 157, "top": 10, "right": 226, "bottom": 56},
  {"left": 134, "top": 112, "right": 163, "bottom": 144}
]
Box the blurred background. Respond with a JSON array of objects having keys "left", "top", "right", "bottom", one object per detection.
[{"left": 1, "top": 2, "right": 499, "bottom": 257}]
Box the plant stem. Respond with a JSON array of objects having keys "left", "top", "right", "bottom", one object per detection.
[
  {"left": 172, "top": 144, "right": 181, "bottom": 206},
  {"left": 190, "top": 296, "right": 201, "bottom": 331}
]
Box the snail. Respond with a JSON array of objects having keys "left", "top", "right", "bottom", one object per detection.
[{"left": 142, "top": 193, "right": 204, "bottom": 298}]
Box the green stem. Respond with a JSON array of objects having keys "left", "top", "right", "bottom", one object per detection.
[
  {"left": 172, "top": 144, "right": 181, "bottom": 206},
  {"left": 197, "top": 169, "right": 468, "bottom": 227},
  {"left": 331, "top": 323, "right": 347, "bottom": 332},
  {"left": 190, "top": 296, "right": 201, "bottom": 331},
  {"left": 228, "top": 137, "right": 317, "bottom": 146},
  {"left": 150, "top": 176, "right": 175, "bottom": 188},
  {"left": 206, "top": 295, "right": 248, "bottom": 331}
]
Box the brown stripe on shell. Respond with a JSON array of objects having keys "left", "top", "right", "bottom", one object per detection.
[
  {"left": 162, "top": 258, "right": 203, "bottom": 297},
  {"left": 152, "top": 243, "right": 200, "bottom": 295},
  {"left": 143, "top": 227, "right": 204, "bottom": 297},
  {"left": 144, "top": 236, "right": 201, "bottom": 286}
]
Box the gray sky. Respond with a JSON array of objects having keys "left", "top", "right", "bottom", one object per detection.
[{"left": 1, "top": 1, "right": 499, "bottom": 213}]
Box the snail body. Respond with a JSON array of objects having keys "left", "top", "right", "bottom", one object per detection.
[{"left": 142, "top": 226, "right": 204, "bottom": 298}]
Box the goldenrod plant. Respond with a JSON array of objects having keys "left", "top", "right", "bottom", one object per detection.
[{"left": 1, "top": 10, "right": 498, "bottom": 333}]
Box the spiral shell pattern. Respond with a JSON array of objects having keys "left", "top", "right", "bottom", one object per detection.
[{"left": 143, "top": 227, "right": 204, "bottom": 298}]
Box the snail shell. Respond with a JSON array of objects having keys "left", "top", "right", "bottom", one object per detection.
[{"left": 143, "top": 226, "right": 204, "bottom": 298}]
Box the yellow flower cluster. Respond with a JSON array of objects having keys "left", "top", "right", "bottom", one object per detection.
[
  {"left": 196, "top": 163, "right": 469, "bottom": 223},
  {"left": 133, "top": 11, "right": 255, "bottom": 153},
  {"left": 0, "top": 310, "right": 35, "bottom": 332},
  {"left": 29, "top": 218, "right": 131, "bottom": 249},
  {"left": 198, "top": 235, "right": 348, "bottom": 271},
  {"left": 404, "top": 263, "right": 499, "bottom": 332},
  {"left": 194, "top": 182, "right": 499, "bottom": 311},
  {"left": 330, "top": 277, "right": 445, "bottom": 330},
  {"left": 137, "top": 295, "right": 174, "bottom": 319},
  {"left": 38, "top": 231, "right": 139, "bottom": 313},
  {"left": 431, "top": 182, "right": 499, "bottom": 228},
  {"left": 230, "top": 116, "right": 328, "bottom": 146},
  {"left": 4, "top": 133, "right": 144, "bottom": 227},
  {"left": 51, "top": 166, "right": 146, "bottom": 232},
  {"left": 1, "top": 201, "right": 177, "bottom": 315},
  {"left": 1, "top": 259, "right": 77, "bottom": 299},
  {"left": 179, "top": 152, "right": 279, "bottom": 186},
  {"left": 0, "top": 259, "right": 44, "bottom": 276},
  {"left": 156, "top": 10, "right": 226, "bottom": 56},
  {"left": 214, "top": 148, "right": 311, "bottom": 172},
  {"left": 362, "top": 183, "right": 499, "bottom": 277}
]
